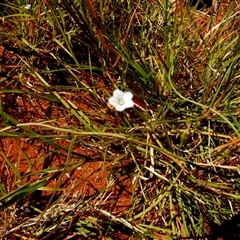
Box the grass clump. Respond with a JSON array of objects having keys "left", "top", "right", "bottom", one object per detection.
[{"left": 0, "top": 0, "right": 240, "bottom": 239}]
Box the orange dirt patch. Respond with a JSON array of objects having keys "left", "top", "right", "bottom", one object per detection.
[{"left": 0, "top": 93, "right": 132, "bottom": 209}]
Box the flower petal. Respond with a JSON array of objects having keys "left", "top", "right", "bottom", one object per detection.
[
  {"left": 115, "top": 104, "right": 126, "bottom": 112},
  {"left": 123, "top": 100, "right": 134, "bottom": 108},
  {"left": 108, "top": 97, "right": 118, "bottom": 107},
  {"left": 123, "top": 91, "right": 133, "bottom": 101},
  {"left": 113, "top": 89, "right": 124, "bottom": 99}
]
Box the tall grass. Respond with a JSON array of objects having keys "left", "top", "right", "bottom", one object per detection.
[{"left": 0, "top": 0, "right": 240, "bottom": 239}]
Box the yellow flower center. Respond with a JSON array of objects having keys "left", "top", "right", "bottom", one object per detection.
[{"left": 119, "top": 99, "right": 125, "bottom": 105}]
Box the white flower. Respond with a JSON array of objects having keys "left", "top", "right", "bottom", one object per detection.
[
  {"left": 24, "top": 4, "right": 31, "bottom": 9},
  {"left": 108, "top": 89, "right": 134, "bottom": 112}
]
